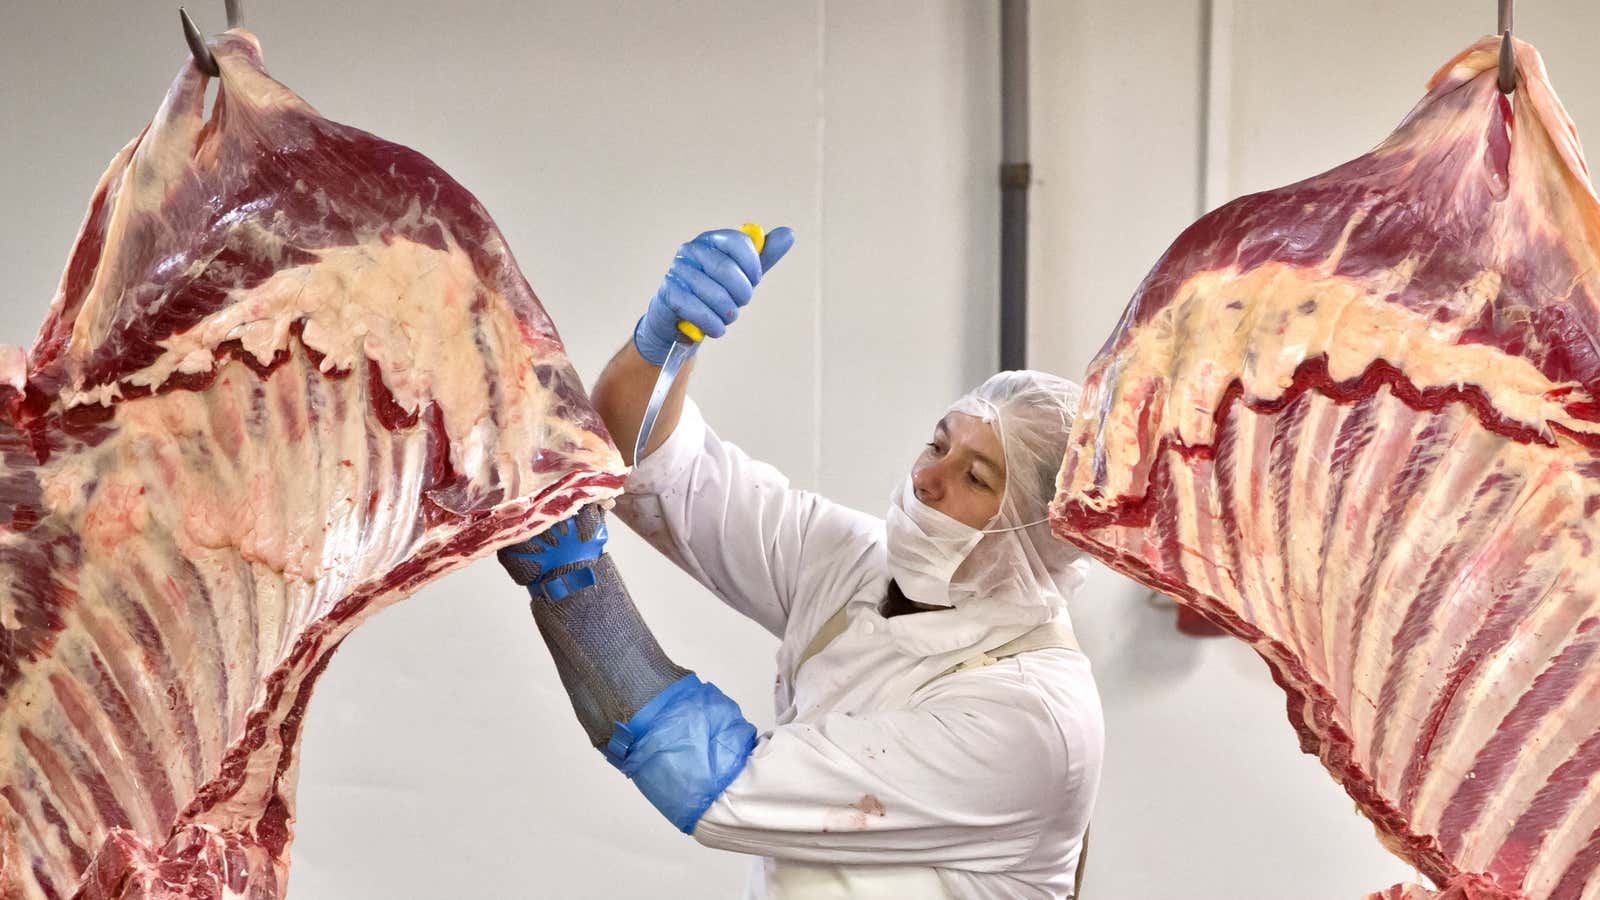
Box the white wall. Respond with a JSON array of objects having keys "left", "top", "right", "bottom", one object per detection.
[
  {"left": 1, "top": 2, "right": 995, "bottom": 898},
  {"left": 1030, "top": 2, "right": 1600, "bottom": 899}
]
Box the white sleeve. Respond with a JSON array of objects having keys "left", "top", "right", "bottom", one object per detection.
[
  {"left": 690, "top": 676, "right": 1070, "bottom": 872},
  {"left": 611, "top": 398, "right": 881, "bottom": 638}
]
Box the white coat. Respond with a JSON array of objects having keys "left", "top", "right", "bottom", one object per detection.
[{"left": 613, "top": 399, "right": 1105, "bottom": 900}]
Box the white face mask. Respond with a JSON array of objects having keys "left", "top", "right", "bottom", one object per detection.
[{"left": 885, "top": 475, "right": 986, "bottom": 608}]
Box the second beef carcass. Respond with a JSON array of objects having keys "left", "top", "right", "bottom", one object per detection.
[
  {"left": 1051, "top": 36, "right": 1600, "bottom": 900},
  {"left": 0, "top": 31, "right": 625, "bottom": 900}
]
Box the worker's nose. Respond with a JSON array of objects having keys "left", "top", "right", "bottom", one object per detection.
[{"left": 911, "top": 461, "right": 943, "bottom": 506}]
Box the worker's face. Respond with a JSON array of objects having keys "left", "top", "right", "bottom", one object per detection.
[{"left": 912, "top": 412, "right": 1006, "bottom": 529}]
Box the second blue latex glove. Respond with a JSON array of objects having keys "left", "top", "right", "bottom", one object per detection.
[
  {"left": 633, "top": 226, "right": 796, "bottom": 366},
  {"left": 496, "top": 508, "right": 609, "bottom": 600}
]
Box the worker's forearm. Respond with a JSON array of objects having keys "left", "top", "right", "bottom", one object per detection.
[
  {"left": 495, "top": 508, "right": 756, "bottom": 834},
  {"left": 592, "top": 340, "right": 695, "bottom": 466}
]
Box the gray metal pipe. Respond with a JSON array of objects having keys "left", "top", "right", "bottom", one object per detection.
[{"left": 999, "top": 0, "right": 1030, "bottom": 372}]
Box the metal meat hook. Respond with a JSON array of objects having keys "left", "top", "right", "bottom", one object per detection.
[
  {"left": 180, "top": 1, "right": 244, "bottom": 78},
  {"left": 1497, "top": 0, "right": 1517, "bottom": 94}
]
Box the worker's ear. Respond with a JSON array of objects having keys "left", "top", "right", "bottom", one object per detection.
[{"left": 759, "top": 226, "right": 797, "bottom": 273}]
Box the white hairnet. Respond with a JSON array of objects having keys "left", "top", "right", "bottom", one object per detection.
[{"left": 946, "top": 370, "right": 1088, "bottom": 612}]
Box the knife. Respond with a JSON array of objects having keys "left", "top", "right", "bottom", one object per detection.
[{"left": 633, "top": 222, "right": 766, "bottom": 464}]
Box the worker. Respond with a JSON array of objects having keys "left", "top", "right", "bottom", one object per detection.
[{"left": 496, "top": 227, "right": 1104, "bottom": 899}]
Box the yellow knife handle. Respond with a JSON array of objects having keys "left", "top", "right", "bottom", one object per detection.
[{"left": 676, "top": 223, "right": 766, "bottom": 343}]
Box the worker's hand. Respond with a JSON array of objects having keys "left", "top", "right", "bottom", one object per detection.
[
  {"left": 496, "top": 506, "right": 610, "bottom": 599},
  {"left": 632, "top": 226, "right": 796, "bottom": 366}
]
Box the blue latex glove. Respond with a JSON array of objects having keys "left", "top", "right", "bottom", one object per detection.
[
  {"left": 496, "top": 509, "right": 609, "bottom": 600},
  {"left": 633, "top": 226, "right": 796, "bottom": 366}
]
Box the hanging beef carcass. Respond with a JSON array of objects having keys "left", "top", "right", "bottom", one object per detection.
[
  {"left": 0, "top": 31, "right": 624, "bottom": 900},
  {"left": 1052, "top": 36, "right": 1600, "bottom": 900}
]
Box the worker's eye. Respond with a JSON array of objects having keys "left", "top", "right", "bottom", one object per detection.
[
  {"left": 968, "top": 471, "right": 993, "bottom": 492},
  {"left": 926, "top": 440, "right": 946, "bottom": 456}
]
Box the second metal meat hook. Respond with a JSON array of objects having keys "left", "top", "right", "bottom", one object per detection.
[
  {"left": 180, "top": 8, "right": 219, "bottom": 76},
  {"left": 1497, "top": 0, "right": 1516, "bottom": 94},
  {"left": 180, "top": 2, "right": 244, "bottom": 78}
]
